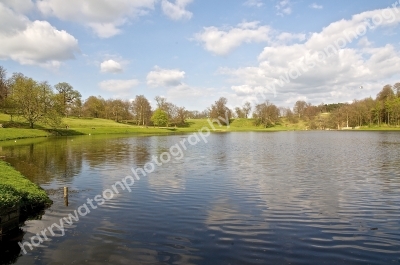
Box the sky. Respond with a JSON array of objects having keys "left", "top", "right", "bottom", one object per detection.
[{"left": 1, "top": 0, "right": 400, "bottom": 111}]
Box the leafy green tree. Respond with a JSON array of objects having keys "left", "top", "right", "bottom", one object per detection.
[
  {"left": 8, "top": 73, "right": 61, "bottom": 128},
  {"left": 70, "top": 98, "right": 83, "bottom": 117},
  {"left": 54, "top": 82, "right": 82, "bottom": 117},
  {"left": 376, "top": 84, "right": 395, "bottom": 102},
  {"left": 151, "top": 109, "right": 168, "bottom": 127},
  {"left": 83, "top": 96, "right": 106, "bottom": 118}
]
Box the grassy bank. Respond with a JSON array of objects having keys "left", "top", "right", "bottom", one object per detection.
[
  {"left": 2, "top": 113, "right": 400, "bottom": 142},
  {"left": 359, "top": 125, "right": 400, "bottom": 130},
  {"left": 0, "top": 160, "right": 51, "bottom": 211},
  {"left": 0, "top": 128, "right": 49, "bottom": 141},
  {"left": 0, "top": 114, "right": 296, "bottom": 141}
]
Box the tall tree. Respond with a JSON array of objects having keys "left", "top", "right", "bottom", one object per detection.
[
  {"left": 235, "top": 107, "right": 244, "bottom": 118},
  {"left": 176, "top": 107, "right": 188, "bottom": 125},
  {"left": 253, "top": 101, "right": 280, "bottom": 127},
  {"left": 294, "top": 100, "right": 307, "bottom": 118},
  {"left": 393, "top": 82, "right": 400, "bottom": 97},
  {"left": 83, "top": 96, "right": 106, "bottom": 118},
  {"left": 242, "top": 101, "right": 252, "bottom": 118},
  {"left": 70, "top": 98, "right": 83, "bottom": 118},
  {"left": 132, "top": 95, "right": 152, "bottom": 126},
  {"left": 154, "top": 96, "right": 168, "bottom": 110},
  {"left": 209, "top": 97, "right": 232, "bottom": 125},
  {"left": 376, "top": 84, "right": 395, "bottom": 102},
  {"left": 8, "top": 73, "right": 60, "bottom": 128},
  {"left": 54, "top": 82, "right": 82, "bottom": 117},
  {"left": 376, "top": 85, "right": 395, "bottom": 124},
  {"left": 107, "top": 99, "right": 132, "bottom": 122},
  {"left": 0, "top": 66, "right": 7, "bottom": 107}
]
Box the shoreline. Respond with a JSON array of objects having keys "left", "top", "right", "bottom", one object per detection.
[
  {"left": 0, "top": 160, "right": 52, "bottom": 231},
  {"left": 1, "top": 126, "right": 400, "bottom": 142}
]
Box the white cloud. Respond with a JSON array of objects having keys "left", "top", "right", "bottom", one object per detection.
[
  {"left": 0, "top": 3, "right": 79, "bottom": 67},
  {"left": 309, "top": 3, "right": 323, "bottom": 9},
  {"left": 194, "top": 21, "right": 271, "bottom": 56},
  {"left": 37, "top": 0, "right": 156, "bottom": 38},
  {"left": 276, "top": 0, "right": 292, "bottom": 16},
  {"left": 99, "top": 79, "right": 139, "bottom": 94},
  {"left": 1, "top": 0, "right": 34, "bottom": 13},
  {"left": 275, "top": 32, "right": 306, "bottom": 44},
  {"left": 100, "top": 59, "right": 123, "bottom": 73},
  {"left": 161, "top": 0, "right": 193, "bottom": 20},
  {"left": 147, "top": 66, "right": 185, "bottom": 87},
  {"left": 220, "top": 7, "right": 400, "bottom": 106},
  {"left": 243, "top": 0, "right": 263, "bottom": 7},
  {"left": 166, "top": 85, "right": 216, "bottom": 111},
  {"left": 358, "top": 37, "right": 372, "bottom": 47}
]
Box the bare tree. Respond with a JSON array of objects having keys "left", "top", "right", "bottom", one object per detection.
[
  {"left": 394, "top": 83, "right": 400, "bottom": 97},
  {"left": 155, "top": 96, "right": 168, "bottom": 110},
  {"left": 209, "top": 97, "right": 232, "bottom": 125},
  {"left": 132, "top": 95, "right": 152, "bottom": 126},
  {"left": 242, "top": 101, "right": 252, "bottom": 118},
  {"left": 253, "top": 101, "right": 280, "bottom": 127},
  {"left": 176, "top": 107, "right": 188, "bottom": 125},
  {"left": 0, "top": 66, "right": 7, "bottom": 106},
  {"left": 235, "top": 107, "right": 244, "bottom": 118},
  {"left": 293, "top": 100, "right": 308, "bottom": 119}
]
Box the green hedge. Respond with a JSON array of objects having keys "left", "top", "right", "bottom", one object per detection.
[
  {"left": 0, "top": 185, "right": 22, "bottom": 209},
  {"left": 0, "top": 161, "right": 52, "bottom": 210}
]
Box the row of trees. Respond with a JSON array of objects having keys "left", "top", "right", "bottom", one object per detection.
[
  {"left": 0, "top": 66, "right": 196, "bottom": 128},
  {"left": 276, "top": 83, "right": 400, "bottom": 129},
  {"left": 1, "top": 65, "right": 400, "bottom": 129},
  {"left": 0, "top": 70, "right": 81, "bottom": 128},
  {"left": 206, "top": 83, "right": 400, "bottom": 129},
  {"left": 82, "top": 95, "right": 191, "bottom": 127}
]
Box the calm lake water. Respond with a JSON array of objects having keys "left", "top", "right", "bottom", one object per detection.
[{"left": 1, "top": 132, "right": 400, "bottom": 265}]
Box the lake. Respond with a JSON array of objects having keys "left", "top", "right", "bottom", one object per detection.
[{"left": 1, "top": 131, "right": 400, "bottom": 265}]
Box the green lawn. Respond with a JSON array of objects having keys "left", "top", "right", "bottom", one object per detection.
[
  {"left": 0, "top": 128, "right": 49, "bottom": 141},
  {"left": 0, "top": 113, "right": 49, "bottom": 141},
  {"left": 0, "top": 160, "right": 51, "bottom": 211},
  {"left": 0, "top": 113, "right": 304, "bottom": 141}
]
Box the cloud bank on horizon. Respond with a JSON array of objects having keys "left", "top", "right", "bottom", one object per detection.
[{"left": 0, "top": 0, "right": 400, "bottom": 110}]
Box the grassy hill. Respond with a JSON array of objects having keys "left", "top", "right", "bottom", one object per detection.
[{"left": 0, "top": 113, "right": 307, "bottom": 141}]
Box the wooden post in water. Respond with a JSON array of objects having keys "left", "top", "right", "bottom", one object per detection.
[{"left": 64, "top": 187, "right": 69, "bottom": 207}]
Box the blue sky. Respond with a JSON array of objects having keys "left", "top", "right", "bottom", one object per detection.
[{"left": 1, "top": 0, "right": 400, "bottom": 111}]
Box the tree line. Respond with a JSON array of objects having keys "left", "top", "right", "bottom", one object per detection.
[
  {"left": 280, "top": 83, "right": 400, "bottom": 129},
  {"left": 0, "top": 66, "right": 200, "bottom": 128},
  {"left": 1, "top": 65, "right": 400, "bottom": 129}
]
